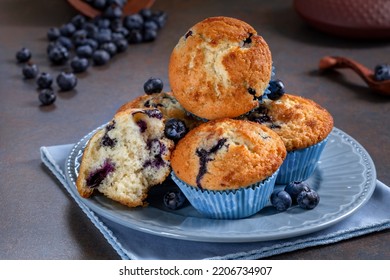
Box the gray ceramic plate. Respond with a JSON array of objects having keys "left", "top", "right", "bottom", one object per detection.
[{"left": 65, "top": 127, "right": 376, "bottom": 242}]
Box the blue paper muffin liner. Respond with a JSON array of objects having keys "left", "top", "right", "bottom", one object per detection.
[
  {"left": 276, "top": 137, "right": 329, "bottom": 184},
  {"left": 171, "top": 169, "right": 279, "bottom": 219}
]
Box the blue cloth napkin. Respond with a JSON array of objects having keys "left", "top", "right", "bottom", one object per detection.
[{"left": 40, "top": 144, "right": 390, "bottom": 260}]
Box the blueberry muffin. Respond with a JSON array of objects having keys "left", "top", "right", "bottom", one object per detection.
[
  {"left": 116, "top": 92, "right": 202, "bottom": 130},
  {"left": 243, "top": 94, "right": 334, "bottom": 183},
  {"left": 76, "top": 108, "right": 174, "bottom": 207},
  {"left": 169, "top": 16, "right": 273, "bottom": 120},
  {"left": 170, "top": 119, "right": 286, "bottom": 219}
]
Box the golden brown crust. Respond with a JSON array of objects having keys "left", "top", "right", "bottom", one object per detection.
[
  {"left": 171, "top": 119, "right": 286, "bottom": 191},
  {"left": 244, "top": 94, "right": 334, "bottom": 151},
  {"left": 116, "top": 92, "right": 202, "bottom": 130},
  {"left": 169, "top": 16, "right": 272, "bottom": 120}
]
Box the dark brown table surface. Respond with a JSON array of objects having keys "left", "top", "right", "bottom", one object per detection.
[{"left": 1, "top": 0, "right": 389, "bottom": 260}]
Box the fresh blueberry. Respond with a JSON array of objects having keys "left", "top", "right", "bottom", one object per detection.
[
  {"left": 22, "top": 63, "right": 39, "bottom": 79},
  {"left": 91, "top": 0, "right": 107, "bottom": 11},
  {"left": 94, "top": 28, "right": 112, "bottom": 44},
  {"left": 139, "top": 8, "right": 153, "bottom": 20},
  {"left": 16, "top": 47, "right": 32, "bottom": 63},
  {"left": 70, "top": 56, "right": 89, "bottom": 73},
  {"left": 143, "top": 77, "right": 163, "bottom": 94},
  {"left": 374, "top": 64, "right": 390, "bottom": 81},
  {"left": 72, "top": 29, "right": 88, "bottom": 47},
  {"left": 56, "top": 36, "right": 73, "bottom": 50},
  {"left": 48, "top": 44, "right": 69, "bottom": 65},
  {"left": 123, "top": 14, "right": 144, "bottom": 30},
  {"left": 92, "top": 49, "right": 110, "bottom": 66},
  {"left": 144, "top": 20, "right": 159, "bottom": 32},
  {"left": 70, "top": 14, "right": 86, "bottom": 29},
  {"left": 47, "top": 27, "right": 61, "bottom": 41},
  {"left": 114, "top": 38, "right": 128, "bottom": 53},
  {"left": 36, "top": 72, "right": 53, "bottom": 89},
  {"left": 297, "top": 188, "right": 320, "bottom": 210},
  {"left": 164, "top": 118, "right": 188, "bottom": 142},
  {"left": 151, "top": 10, "right": 168, "bottom": 29},
  {"left": 267, "top": 79, "right": 285, "bottom": 100},
  {"left": 103, "top": 4, "right": 122, "bottom": 19},
  {"left": 59, "top": 22, "right": 76, "bottom": 37},
  {"left": 56, "top": 72, "right": 77, "bottom": 91},
  {"left": 100, "top": 42, "right": 117, "bottom": 57},
  {"left": 163, "top": 190, "right": 187, "bottom": 210},
  {"left": 284, "top": 181, "right": 310, "bottom": 204},
  {"left": 127, "top": 29, "right": 143, "bottom": 44},
  {"left": 38, "top": 88, "right": 56, "bottom": 106},
  {"left": 76, "top": 44, "right": 94, "bottom": 58},
  {"left": 143, "top": 28, "right": 157, "bottom": 42},
  {"left": 270, "top": 190, "right": 292, "bottom": 211},
  {"left": 84, "top": 38, "right": 98, "bottom": 50}
]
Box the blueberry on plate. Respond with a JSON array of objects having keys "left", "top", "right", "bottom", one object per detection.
[
  {"left": 143, "top": 77, "right": 164, "bottom": 94},
  {"left": 36, "top": 72, "right": 53, "bottom": 89},
  {"left": 297, "top": 188, "right": 320, "bottom": 210},
  {"left": 38, "top": 88, "right": 56, "bottom": 106},
  {"left": 267, "top": 79, "right": 285, "bottom": 101},
  {"left": 22, "top": 62, "right": 39, "bottom": 79},
  {"left": 16, "top": 47, "right": 32, "bottom": 63},
  {"left": 70, "top": 57, "right": 89, "bottom": 73},
  {"left": 374, "top": 64, "right": 390, "bottom": 81},
  {"left": 164, "top": 118, "right": 188, "bottom": 142},
  {"left": 163, "top": 190, "right": 187, "bottom": 210},
  {"left": 270, "top": 190, "right": 292, "bottom": 211},
  {"left": 56, "top": 72, "right": 77, "bottom": 91},
  {"left": 284, "top": 181, "right": 310, "bottom": 204}
]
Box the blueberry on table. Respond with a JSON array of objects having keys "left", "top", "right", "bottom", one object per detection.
[
  {"left": 143, "top": 77, "right": 164, "bottom": 94},
  {"left": 76, "top": 44, "right": 94, "bottom": 58},
  {"left": 297, "top": 188, "right": 320, "bottom": 210},
  {"left": 100, "top": 42, "right": 117, "bottom": 57},
  {"left": 47, "top": 27, "right": 61, "bottom": 41},
  {"left": 270, "top": 190, "right": 292, "bottom": 211},
  {"left": 22, "top": 63, "right": 39, "bottom": 79},
  {"left": 163, "top": 190, "right": 187, "bottom": 210},
  {"left": 267, "top": 79, "right": 285, "bottom": 101},
  {"left": 38, "top": 88, "right": 56, "bottom": 106},
  {"left": 164, "top": 119, "right": 188, "bottom": 142},
  {"left": 92, "top": 50, "right": 110, "bottom": 66},
  {"left": 16, "top": 47, "right": 32, "bottom": 63},
  {"left": 36, "top": 72, "right": 53, "bottom": 89},
  {"left": 123, "top": 14, "right": 144, "bottom": 30},
  {"left": 48, "top": 44, "right": 69, "bottom": 65},
  {"left": 56, "top": 72, "right": 77, "bottom": 91},
  {"left": 374, "top": 64, "right": 390, "bottom": 81},
  {"left": 70, "top": 57, "right": 89, "bottom": 73}
]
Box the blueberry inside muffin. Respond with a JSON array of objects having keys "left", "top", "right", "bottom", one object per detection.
[{"left": 76, "top": 108, "right": 174, "bottom": 207}]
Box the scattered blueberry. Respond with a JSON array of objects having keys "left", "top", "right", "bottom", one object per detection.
[
  {"left": 47, "top": 27, "right": 61, "bottom": 41},
  {"left": 127, "top": 29, "right": 143, "bottom": 44},
  {"left": 163, "top": 190, "right": 187, "bottom": 210},
  {"left": 284, "top": 181, "right": 310, "bottom": 204},
  {"left": 164, "top": 118, "right": 188, "bottom": 142},
  {"left": 56, "top": 72, "right": 78, "bottom": 91},
  {"left": 38, "top": 88, "right": 56, "bottom": 106},
  {"left": 114, "top": 38, "right": 128, "bottom": 53},
  {"left": 16, "top": 47, "right": 32, "bottom": 63},
  {"left": 70, "top": 56, "right": 89, "bottom": 73},
  {"left": 59, "top": 22, "right": 76, "bottom": 37},
  {"left": 56, "top": 36, "right": 73, "bottom": 50},
  {"left": 374, "top": 64, "right": 390, "bottom": 81},
  {"left": 123, "top": 13, "right": 144, "bottom": 30},
  {"left": 144, "top": 77, "right": 164, "bottom": 94},
  {"left": 48, "top": 44, "right": 69, "bottom": 65},
  {"left": 270, "top": 190, "right": 292, "bottom": 211},
  {"left": 297, "top": 188, "right": 320, "bottom": 210},
  {"left": 76, "top": 44, "right": 94, "bottom": 58},
  {"left": 267, "top": 79, "right": 285, "bottom": 100},
  {"left": 92, "top": 49, "right": 111, "bottom": 66},
  {"left": 36, "top": 72, "right": 53, "bottom": 89},
  {"left": 22, "top": 63, "right": 39, "bottom": 79},
  {"left": 100, "top": 42, "right": 117, "bottom": 57}
]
